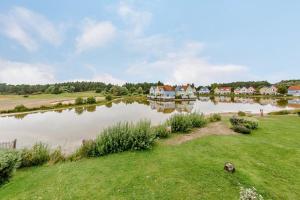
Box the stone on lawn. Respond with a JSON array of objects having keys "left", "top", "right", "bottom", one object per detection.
[{"left": 224, "top": 162, "right": 235, "bottom": 173}]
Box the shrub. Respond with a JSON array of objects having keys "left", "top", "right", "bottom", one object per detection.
[
  {"left": 153, "top": 124, "right": 171, "bottom": 138},
  {"left": 105, "top": 95, "right": 112, "bottom": 101},
  {"left": 0, "top": 150, "right": 20, "bottom": 185},
  {"left": 240, "top": 187, "right": 264, "bottom": 200},
  {"left": 86, "top": 97, "right": 96, "bottom": 104},
  {"left": 77, "top": 120, "right": 155, "bottom": 157},
  {"left": 75, "top": 97, "right": 84, "bottom": 105},
  {"left": 233, "top": 125, "right": 251, "bottom": 134},
  {"left": 168, "top": 114, "right": 193, "bottom": 133},
  {"left": 269, "top": 110, "right": 290, "bottom": 115},
  {"left": 188, "top": 113, "right": 207, "bottom": 128},
  {"left": 297, "top": 111, "right": 300, "bottom": 117},
  {"left": 238, "top": 111, "right": 246, "bottom": 116},
  {"left": 208, "top": 113, "right": 222, "bottom": 122},
  {"left": 230, "top": 116, "right": 258, "bottom": 130},
  {"left": 20, "top": 143, "right": 50, "bottom": 168},
  {"left": 49, "top": 147, "right": 65, "bottom": 165},
  {"left": 14, "top": 105, "right": 28, "bottom": 112}
]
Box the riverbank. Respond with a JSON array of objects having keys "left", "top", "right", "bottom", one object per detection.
[
  {"left": 0, "top": 115, "right": 299, "bottom": 199},
  {"left": 0, "top": 94, "right": 146, "bottom": 116}
]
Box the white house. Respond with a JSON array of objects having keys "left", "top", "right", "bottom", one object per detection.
[
  {"left": 214, "top": 87, "right": 232, "bottom": 95},
  {"left": 259, "top": 86, "right": 278, "bottom": 95},
  {"left": 149, "top": 85, "right": 175, "bottom": 99},
  {"left": 198, "top": 87, "right": 210, "bottom": 94},
  {"left": 175, "top": 84, "right": 196, "bottom": 99},
  {"left": 234, "top": 86, "right": 256, "bottom": 95},
  {"left": 288, "top": 86, "right": 300, "bottom": 96}
]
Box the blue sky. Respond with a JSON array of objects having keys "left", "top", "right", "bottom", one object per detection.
[{"left": 0, "top": 0, "right": 299, "bottom": 85}]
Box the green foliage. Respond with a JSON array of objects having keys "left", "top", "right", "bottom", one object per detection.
[
  {"left": 0, "top": 150, "right": 20, "bottom": 185},
  {"left": 105, "top": 94, "right": 112, "bottom": 101},
  {"left": 208, "top": 113, "right": 222, "bottom": 122},
  {"left": 77, "top": 120, "right": 155, "bottom": 157},
  {"left": 109, "top": 86, "right": 129, "bottom": 96},
  {"left": 297, "top": 112, "right": 300, "bottom": 117},
  {"left": 20, "top": 143, "right": 50, "bottom": 168},
  {"left": 230, "top": 116, "right": 258, "bottom": 134},
  {"left": 136, "top": 87, "right": 144, "bottom": 94},
  {"left": 238, "top": 111, "right": 246, "bottom": 116},
  {"left": 75, "top": 97, "right": 84, "bottom": 105},
  {"left": 188, "top": 113, "right": 207, "bottom": 128},
  {"left": 86, "top": 97, "right": 96, "bottom": 104},
  {"left": 13, "top": 105, "right": 28, "bottom": 112},
  {"left": 49, "top": 147, "right": 65, "bottom": 165},
  {"left": 153, "top": 124, "right": 171, "bottom": 138},
  {"left": 269, "top": 110, "right": 290, "bottom": 115},
  {"left": 277, "top": 85, "right": 288, "bottom": 94},
  {"left": 233, "top": 125, "right": 251, "bottom": 134},
  {"left": 168, "top": 114, "right": 193, "bottom": 133}
]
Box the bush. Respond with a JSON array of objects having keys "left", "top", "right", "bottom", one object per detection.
[
  {"left": 77, "top": 120, "right": 155, "bottom": 157},
  {"left": 105, "top": 95, "right": 112, "bottom": 101},
  {"left": 230, "top": 116, "right": 258, "bottom": 130},
  {"left": 188, "top": 113, "right": 207, "bottom": 128},
  {"left": 20, "top": 143, "right": 50, "bottom": 168},
  {"left": 269, "top": 110, "right": 290, "bottom": 115},
  {"left": 0, "top": 150, "right": 20, "bottom": 185},
  {"left": 153, "top": 124, "right": 171, "bottom": 138},
  {"left": 49, "top": 147, "right": 65, "bottom": 165},
  {"left": 75, "top": 97, "right": 84, "bottom": 105},
  {"left": 208, "top": 113, "right": 222, "bottom": 122},
  {"left": 168, "top": 114, "right": 193, "bottom": 133},
  {"left": 233, "top": 125, "right": 251, "bottom": 134},
  {"left": 86, "top": 97, "right": 96, "bottom": 104},
  {"left": 238, "top": 111, "right": 246, "bottom": 116},
  {"left": 297, "top": 111, "right": 300, "bottom": 117},
  {"left": 14, "top": 105, "right": 28, "bottom": 112}
]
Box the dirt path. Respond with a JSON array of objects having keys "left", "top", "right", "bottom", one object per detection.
[{"left": 164, "top": 121, "right": 236, "bottom": 145}]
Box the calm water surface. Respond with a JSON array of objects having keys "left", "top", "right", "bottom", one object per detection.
[{"left": 0, "top": 97, "right": 299, "bottom": 152}]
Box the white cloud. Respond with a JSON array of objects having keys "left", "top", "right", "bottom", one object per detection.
[
  {"left": 0, "top": 59, "right": 55, "bottom": 84},
  {"left": 92, "top": 73, "right": 125, "bottom": 86},
  {"left": 127, "top": 41, "right": 252, "bottom": 85},
  {"left": 0, "top": 6, "right": 62, "bottom": 51},
  {"left": 117, "top": 1, "right": 152, "bottom": 36},
  {"left": 76, "top": 19, "right": 116, "bottom": 53}
]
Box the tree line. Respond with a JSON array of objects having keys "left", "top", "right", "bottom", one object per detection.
[{"left": 0, "top": 82, "right": 161, "bottom": 95}]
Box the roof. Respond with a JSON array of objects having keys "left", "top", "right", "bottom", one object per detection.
[
  {"left": 218, "top": 87, "right": 231, "bottom": 91},
  {"left": 159, "top": 85, "right": 174, "bottom": 91},
  {"left": 288, "top": 85, "right": 300, "bottom": 90}
]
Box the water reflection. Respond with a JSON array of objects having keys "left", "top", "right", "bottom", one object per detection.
[{"left": 1, "top": 96, "right": 299, "bottom": 152}]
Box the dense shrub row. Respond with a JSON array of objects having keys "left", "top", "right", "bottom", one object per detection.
[
  {"left": 76, "top": 120, "right": 155, "bottom": 158},
  {"left": 0, "top": 150, "right": 20, "bottom": 185},
  {"left": 208, "top": 113, "right": 222, "bottom": 122},
  {"left": 230, "top": 116, "right": 258, "bottom": 134},
  {"left": 168, "top": 113, "right": 207, "bottom": 133}
]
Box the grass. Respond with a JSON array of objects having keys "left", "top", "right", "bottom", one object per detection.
[{"left": 0, "top": 115, "right": 299, "bottom": 199}]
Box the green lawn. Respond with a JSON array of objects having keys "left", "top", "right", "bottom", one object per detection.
[{"left": 0, "top": 115, "right": 299, "bottom": 199}]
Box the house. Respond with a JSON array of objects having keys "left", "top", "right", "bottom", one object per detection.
[
  {"left": 198, "top": 87, "right": 210, "bottom": 94},
  {"left": 259, "top": 86, "right": 278, "bottom": 95},
  {"left": 288, "top": 85, "right": 300, "bottom": 96},
  {"left": 175, "top": 84, "right": 196, "bottom": 99},
  {"left": 234, "top": 86, "right": 256, "bottom": 95},
  {"left": 214, "top": 87, "right": 232, "bottom": 95},
  {"left": 149, "top": 85, "right": 175, "bottom": 99}
]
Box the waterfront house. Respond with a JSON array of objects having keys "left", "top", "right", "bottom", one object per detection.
[
  {"left": 214, "top": 87, "right": 232, "bottom": 95},
  {"left": 288, "top": 85, "right": 300, "bottom": 96},
  {"left": 175, "top": 84, "right": 196, "bottom": 99},
  {"left": 259, "top": 86, "right": 278, "bottom": 95},
  {"left": 198, "top": 87, "right": 210, "bottom": 94},
  {"left": 149, "top": 85, "right": 175, "bottom": 99},
  {"left": 234, "top": 86, "right": 256, "bottom": 95}
]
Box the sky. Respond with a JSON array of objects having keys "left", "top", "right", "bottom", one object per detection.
[{"left": 0, "top": 0, "right": 299, "bottom": 86}]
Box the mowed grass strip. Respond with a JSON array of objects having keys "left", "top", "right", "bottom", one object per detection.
[{"left": 0, "top": 115, "right": 299, "bottom": 199}]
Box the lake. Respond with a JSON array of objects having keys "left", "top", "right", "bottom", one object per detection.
[{"left": 0, "top": 96, "right": 299, "bottom": 153}]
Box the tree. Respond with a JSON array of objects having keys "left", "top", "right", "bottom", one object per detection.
[
  {"left": 75, "top": 97, "right": 84, "bottom": 105},
  {"left": 277, "top": 85, "right": 288, "bottom": 94},
  {"left": 137, "top": 87, "right": 144, "bottom": 94},
  {"left": 86, "top": 97, "right": 96, "bottom": 104}
]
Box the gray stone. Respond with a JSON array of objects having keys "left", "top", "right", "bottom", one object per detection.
[{"left": 224, "top": 162, "right": 235, "bottom": 173}]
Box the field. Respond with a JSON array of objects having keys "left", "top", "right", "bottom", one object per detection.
[
  {"left": 0, "top": 115, "right": 299, "bottom": 199},
  {"left": 0, "top": 92, "right": 104, "bottom": 111}
]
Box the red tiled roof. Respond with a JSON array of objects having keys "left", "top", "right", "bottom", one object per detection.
[
  {"left": 159, "top": 85, "right": 174, "bottom": 91},
  {"left": 288, "top": 85, "right": 300, "bottom": 90}
]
